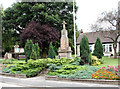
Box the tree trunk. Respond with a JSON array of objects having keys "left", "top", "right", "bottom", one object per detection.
[
  {"left": 113, "top": 42, "right": 117, "bottom": 59},
  {"left": 114, "top": 48, "right": 117, "bottom": 59}
]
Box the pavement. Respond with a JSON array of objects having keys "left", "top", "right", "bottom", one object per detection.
[
  {"left": 0, "top": 75, "right": 119, "bottom": 88},
  {"left": 0, "top": 82, "right": 23, "bottom": 87}
]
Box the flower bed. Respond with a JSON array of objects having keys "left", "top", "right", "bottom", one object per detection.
[
  {"left": 1, "top": 57, "right": 119, "bottom": 81},
  {"left": 91, "top": 69, "right": 119, "bottom": 80},
  {"left": 45, "top": 75, "right": 119, "bottom": 85},
  {"left": 91, "top": 65, "right": 120, "bottom": 80}
]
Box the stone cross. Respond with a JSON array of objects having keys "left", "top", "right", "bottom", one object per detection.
[{"left": 62, "top": 21, "right": 66, "bottom": 29}]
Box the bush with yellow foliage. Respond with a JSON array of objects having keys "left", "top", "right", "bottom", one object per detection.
[{"left": 91, "top": 56, "right": 102, "bottom": 66}]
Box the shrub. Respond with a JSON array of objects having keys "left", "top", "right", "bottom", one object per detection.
[
  {"left": 10, "top": 59, "right": 48, "bottom": 77},
  {"left": 47, "top": 64, "right": 87, "bottom": 76},
  {"left": 24, "top": 39, "right": 33, "bottom": 62},
  {"left": 91, "top": 56, "right": 101, "bottom": 66},
  {"left": 18, "top": 58, "right": 26, "bottom": 60},
  {"left": 2, "top": 67, "right": 11, "bottom": 73},
  {"left": 73, "top": 57, "right": 81, "bottom": 65},
  {"left": 47, "top": 58, "right": 75, "bottom": 66},
  {"left": 23, "top": 67, "right": 42, "bottom": 77},
  {"left": 80, "top": 36, "right": 91, "bottom": 64},
  {"left": 98, "top": 58, "right": 104, "bottom": 64},
  {"left": 13, "top": 61, "right": 26, "bottom": 65},
  {"left": 49, "top": 64, "right": 57, "bottom": 72},
  {"left": 91, "top": 69, "right": 119, "bottom": 80},
  {"left": 93, "top": 37, "right": 104, "bottom": 59},
  {"left": 34, "top": 43, "right": 41, "bottom": 59},
  {"left": 2, "top": 58, "right": 16, "bottom": 64},
  {"left": 47, "top": 42, "right": 55, "bottom": 59},
  {"left": 46, "top": 71, "right": 59, "bottom": 76},
  {"left": 62, "top": 64, "right": 78, "bottom": 70},
  {"left": 2, "top": 65, "right": 16, "bottom": 73},
  {"left": 88, "top": 53, "right": 92, "bottom": 65},
  {"left": 67, "top": 66, "right": 99, "bottom": 79},
  {"left": 30, "top": 49, "right": 37, "bottom": 60}
]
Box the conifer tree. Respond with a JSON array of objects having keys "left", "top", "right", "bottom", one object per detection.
[
  {"left": 34, "top": 43, "right": 41, "bottom": 59},
  {"left": 47, "top": 42, "right": 55, "bottom": 59},
  {"left": 93, "top": 37, "right": 104, "bottom": 59},
  {"left": 30, "top": 44, "right": 37, "bottom": 60},
  {"left": 80, "top": 36, "right": 91, "bottom": 64},
  {"left": 24, "top": 39, "right": 33, "bottom": 62}
]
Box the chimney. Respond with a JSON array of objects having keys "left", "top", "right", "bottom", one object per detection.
[{"left": 80, "top": 29, "right": 83, "bottom": 33}]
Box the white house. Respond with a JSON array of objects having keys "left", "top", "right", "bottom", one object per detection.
[{"left": 76, "top": 30, "right": 120, "bottom": 57}]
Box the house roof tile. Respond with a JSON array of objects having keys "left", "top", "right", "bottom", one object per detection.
[{"left": 77, "top": 30, "right": 118, "bottom": 45}]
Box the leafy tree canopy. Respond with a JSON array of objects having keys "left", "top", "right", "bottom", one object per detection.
[
  {"left": 2, "top": 2, "right": 78, "bottom": 53},
  {"left": 20, "top": 20, "right": 59, "bottom": 57}
]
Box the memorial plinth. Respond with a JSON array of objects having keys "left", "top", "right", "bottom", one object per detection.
[{"left": 58, "top": 21, "right": 72, "bottom": 58}]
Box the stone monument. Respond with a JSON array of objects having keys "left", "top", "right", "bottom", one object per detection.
[{"left": 58, "top": 21, "right": 72, "bottom": 58}]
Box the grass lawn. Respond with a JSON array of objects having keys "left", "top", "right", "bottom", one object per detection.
[{"left": 97, "top": 56, "right": 119, "bottom": 68}]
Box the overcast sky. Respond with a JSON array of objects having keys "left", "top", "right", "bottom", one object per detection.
[{"left": 0, "top": 0, "right": 119, "bottom": 32}]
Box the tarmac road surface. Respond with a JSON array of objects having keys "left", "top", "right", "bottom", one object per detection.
[{"left": 0, "top": 75, "right": 119, "bottom": 88}]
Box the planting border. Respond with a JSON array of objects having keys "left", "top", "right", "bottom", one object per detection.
[
  {"left": 45, "top": 75, "right": 120, "bottom": 85},
  {"left": 0, "top": 72, "right": 26, "bottom": 78}
]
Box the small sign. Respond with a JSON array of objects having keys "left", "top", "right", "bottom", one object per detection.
[
  {"left": 15, "top": 48, "right": 19, "bottom": 53},
  {"left": 19, "top": 48, "right": 24, "bottom": 53},
  {"left": 14, "top": 45, "right": 24, "bottom": 53}
]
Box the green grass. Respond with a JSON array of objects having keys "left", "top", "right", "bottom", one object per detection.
[{"left": 97, "top": 56, "right": 118, "bottom": 68}]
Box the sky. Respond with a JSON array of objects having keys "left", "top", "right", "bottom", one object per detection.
[{"left": 0, "top": 0, "right": 119, "bottom": 32}]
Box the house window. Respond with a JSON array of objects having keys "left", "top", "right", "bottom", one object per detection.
[
  {"left": 109, "top": 44, "right": 112, "bottom": 52},
  {"left": 105, "top": 45, "right": 109, "bottom": 52},
  {"left": 103, "top": 45, "right": 105, "bottom": 52},
  {"left": 89, "top": 46, "right": 92, "bottom": 52},
  {"left": 103, "top": 44, "right": 109, "bottom": 52}
]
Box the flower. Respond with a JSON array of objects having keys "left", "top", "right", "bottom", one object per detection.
[
  {"left": 91, "top": 69, "right": 119, "bottom": 80},
  {"left": 102, "top": 67, "right": 105, "bottom": 69},
  {"left": 6, "top": 64, "right": 10, "bottom": 68}
]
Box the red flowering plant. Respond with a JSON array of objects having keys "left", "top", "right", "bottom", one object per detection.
[
  {"left": 91, "top": 68, "right": 119, "bottom": 80},
  {"left": 102, "top": 65, "right": 120, "bottom": 78}
]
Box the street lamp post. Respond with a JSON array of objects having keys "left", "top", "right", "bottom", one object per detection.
[{"left": 73, "top": 0, "right": 76, "bottom": 57}]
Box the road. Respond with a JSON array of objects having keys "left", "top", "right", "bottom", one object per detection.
[{"left": 0, "top": 75, "right": 119, "bottom": 88}]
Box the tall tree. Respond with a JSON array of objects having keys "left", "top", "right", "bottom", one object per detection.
[
  {"left": 90, "top": 10, "right": 120, "bottom": 59},
  {"left": 34, "top": 43, "right": 41, "bottom": 59},
  {"left": 2, "top": 2, "right": 78, "bottom": 53},
  {"left": 93, "top": 37, "right": 104, "bottom": 59},
  {"left": 20, "top": 20, "right": 59, "bottom": 57},
  {"left": 24, "top": 39, "right": 33, "bottom": 62},
  {"left": 47, "top": 42, "right": 55, "bottom": 59},
  {"left": 80, "top": 36, "right": 91, "bottom": 64}
]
